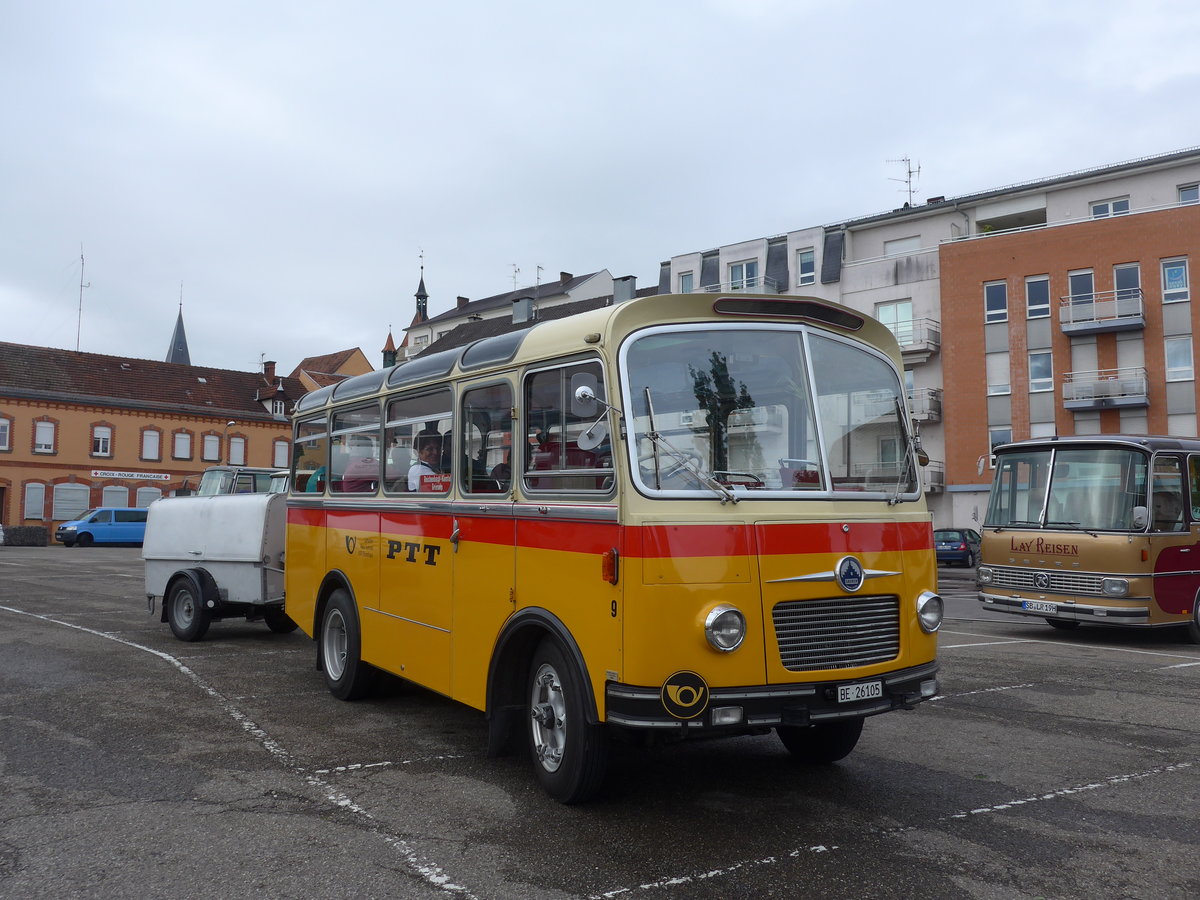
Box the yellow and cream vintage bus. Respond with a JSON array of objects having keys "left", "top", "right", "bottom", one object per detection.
[
  {"left": 979, "top": 435, "right": 1200, "bottom": 643},
  {"left": 284, "top": 292, "right": 942, "bottom": 802}
]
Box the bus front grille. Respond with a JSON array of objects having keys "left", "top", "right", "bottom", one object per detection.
[
  {"left": 772, "top": 595, "right": 900, "bottom": 671},
  {"left": 990, "top": 568, "right": 1105, "bottom": 595}
]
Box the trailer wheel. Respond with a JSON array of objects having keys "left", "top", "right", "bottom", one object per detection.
[
  {"left": 167, "top": 577, "right": 211, "bottom": 642},
  {"left": 320, "top": 589, "right": 376, "bottom": 700},
  {"left": 527, "top": 637, "right": 608, "bottom": 804},
  {"left": 777, "top": 718, "right": 863, "bottom": 764},
  {"left": 264, "top": 608, "right": 298, "bottom": 634}
]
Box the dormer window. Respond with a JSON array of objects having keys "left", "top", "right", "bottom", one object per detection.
[{"left": 272, "top": 399, "right": 286, "bottom": 416}]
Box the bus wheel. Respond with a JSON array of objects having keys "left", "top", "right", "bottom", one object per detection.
[
  {"left": 1185, "top": 599, "right": 1200, "bottom": 645},
  {"left": 320, "top": 589, "right": 376, "bottom": 701},
  {"left": 167, "top": 578, "right": 211, "bottom": 642},
  {"left": 777, "top": 718, "right": 863, "bottom": 763},
  {"left": 527, "top": 638, "right": 608, "bottom": 804},
  {"left": 1045, "top": 618, "right": 1080, "bottom": 630},
  {"left": 264, "top": 608, "right": 298, "bottom": 634}
]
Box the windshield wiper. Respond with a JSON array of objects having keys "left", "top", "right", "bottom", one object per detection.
[
  {"left": 1045, "top": 520, "right": 1098, "bottom": 537},
  {"left": 643, "top": 387, "right": 738, "bottom": 504},
  {"left": 889, "top": 399, "right": 917, "bottom": 506}
]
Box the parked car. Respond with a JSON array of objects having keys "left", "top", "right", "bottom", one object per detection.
[
  {"left": 56, "top": 507, "right": 149, "bottom": 547},
  {"left": 934, "top": 527, "right": 982, "bottom": 567}
]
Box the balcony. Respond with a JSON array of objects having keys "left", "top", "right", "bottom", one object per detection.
[
  {"left": 1059, "top": 289, "right": 1145, "bottom": 335},
  {"left": 923, "top": 459, "right": 945, "bottom": 494},
  {"left": 699, "top": 275, "right": 782, "bottom": 293},
  {"left": 907, "top": 388, "right": 942, "bottom": 423},
  {"left": 890, "top": 317, "right": 941, "bottom": 364},
  {"left": 1063, "top": 367, "right": 1149, "bottom": 410}
]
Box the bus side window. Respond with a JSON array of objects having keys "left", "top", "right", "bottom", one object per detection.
[
  {"left": 460, "top": 382, "right": 513, "bottom": 495},
  {"left": 383, "top": 389, "right": 454, "bottom": 497},
  {"left": 1191, "top": 455, "right": 1200, "bottom": 520}
]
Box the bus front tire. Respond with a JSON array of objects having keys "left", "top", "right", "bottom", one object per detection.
[
  {"left": 1185, "top": 599, "right": 1200, "bottom": 645},
  {"left": 167, "top": 578, "right": 211, "bottom": 642},
  {"left": 320, "top": 589, "right": 376, "bottom": 701},
  {"left": 777, "top": 718, "right": 863, "bottom": 764},
  {"left": 527, "top": 637, "right": 608, "bottom": 804}
]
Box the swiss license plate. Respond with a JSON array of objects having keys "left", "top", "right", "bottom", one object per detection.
[
  {"left": 837, "top": 681, "right": 882, "bottom": 703},
  {"left": 1022, "top": 600, "right": 1058, "bottom": 614}
]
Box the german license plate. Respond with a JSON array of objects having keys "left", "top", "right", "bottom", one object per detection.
[
  {"left": 1022, "top": 600, "right": 1058, "bottom": 614},
  {"left": 837, "top": 681, "right": 882, "bottom": 703}
]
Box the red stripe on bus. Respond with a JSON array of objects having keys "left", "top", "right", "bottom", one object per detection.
[
  {"left": 287, "top": 507, "right": 324, "bottom": 527},
  {"left": 754, "top": 521, "right": 933, "bottom": 556}
]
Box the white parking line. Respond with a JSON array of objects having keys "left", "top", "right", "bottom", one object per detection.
[
  {"left": 1161, "top": 661, "right": 1200, "bottom": 669},
  {"left": 941, "top": 639, "right": 1036, "bottom": 649},
  {"left": 928, "top": 683, "right": 1035, "bottom": 702},
  {"left": 0, "top": 603, "right": 480, "bottom": 899}
]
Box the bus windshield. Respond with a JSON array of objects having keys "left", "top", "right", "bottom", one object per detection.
[
  {"left": 986, "top": 446, "right": 1149, "bottom": 531},
  {"left": 622, "top": 325, "right": 916, "bottom": 496}
]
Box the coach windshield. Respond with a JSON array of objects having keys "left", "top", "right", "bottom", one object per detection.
[{"left": 621, "top": 324, "right": 917, "bottom": 498}]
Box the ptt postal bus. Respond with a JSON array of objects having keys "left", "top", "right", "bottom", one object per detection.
[
  {"left": 285, "top": 291, "right": 943, "bottom": 802},
  {"left": 979, "top": 435, "right": 1200, "bottom": 643}
]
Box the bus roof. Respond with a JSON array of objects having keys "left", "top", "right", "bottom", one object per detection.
[
  {"left": 994, "top": 434, "right": 1200, "bottom": 455},
  {"left": 295, "top": 292, "right": 903, "bottom": 414}
]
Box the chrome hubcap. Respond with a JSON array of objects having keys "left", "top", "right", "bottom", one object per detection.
[
  {"left": 324, "top": 609, "right": 347, "bottom": 680},
  {"left": 530, "top": 663, "right": 566, "bottom": 773}
]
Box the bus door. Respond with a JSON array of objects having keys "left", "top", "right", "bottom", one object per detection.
[
  {"left": 378, "top": 390, "right": 455, "bottom": 694},
  {"left": 450, "top": 380, "right": 517, "bottom": 707},
  {"left": 1150, "top": 454, "right": 1200, "bottom": 619}
]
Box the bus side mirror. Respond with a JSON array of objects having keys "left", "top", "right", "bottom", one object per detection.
[
  {"left": 571, "top": 373, "right": 601, "bottom": 417},
  {"left": 1131, "top": 506, "right": 1148, "bottom": 530}
]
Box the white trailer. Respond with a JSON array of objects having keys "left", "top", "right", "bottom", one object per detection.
[{"left": 143, "top": 493, "right": 294, "bottom": 641}]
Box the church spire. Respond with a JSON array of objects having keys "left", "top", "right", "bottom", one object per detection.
[
  {"left": 166, "top": 300, "right": 191, "bottom": 365},
  {"left": 415, "top": 263, "right": 429, "bottom": 323}
]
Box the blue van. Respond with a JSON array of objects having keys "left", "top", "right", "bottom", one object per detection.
[{"left": 55, "top": 508, "right": 149, "bottom": 547}]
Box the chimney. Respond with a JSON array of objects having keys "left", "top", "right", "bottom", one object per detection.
[
  {"left": 457, "top": 296, "right": 470, "bottom": 309},
  {"left": 560, "top": 271, "right": 572, "bottom": 284},
  {"left": 613, "top": 275, "right": 637, "bottom": 304},
  {"left": 512, "top": 295, "right": 535, "bottom": 324},
  {"left": 263, "top": 360, "right": 276, "bottom": 380}
]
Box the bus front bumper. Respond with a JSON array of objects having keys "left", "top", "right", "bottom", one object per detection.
[
  {"left": 603, "top": 661, "right": 939, "bottom": 732},
  {"left": 979, "top": 591, "right": 1150, "bottom": 624}
]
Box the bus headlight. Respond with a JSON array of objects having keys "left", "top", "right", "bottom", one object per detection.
[
  {"left": 976, "top": 566, "right": 993, "bottom": 585},
  {"left": 1101, "top": 578, "right": 1129, "bottom": 598},
  {"left": 916, "top": 591, "right": 943, "bottom": 633},
  {"left": 704, "top": 605, "right": 746, "bottom": 652}
]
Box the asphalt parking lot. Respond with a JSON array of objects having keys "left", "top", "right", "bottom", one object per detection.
[{"left": 2, "top": 547, "right": 1197, "bottom": 899}]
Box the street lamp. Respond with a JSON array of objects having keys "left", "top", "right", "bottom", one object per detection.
[{"left": 222, "top": 421, "right": 235, "bottom": 464}]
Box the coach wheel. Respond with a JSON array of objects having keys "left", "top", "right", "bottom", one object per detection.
[
  {"left": 264, "top": 608, "right": 298, "bottom": 634},
  {"left": 1045, "top": 618, "right": 1080, "bottom": 631},
  {"left": 76, "top": 533, "right": 93, "bottom": 548},
  {"left": 527, "top": 637, "right": 608, "bottom": 804},
  {"left": 167, "top": 577, "right": 211, "bottom": 642},
  {"left": 1185, "top": 597, "right": 1200, "bottom": 645},
  {"left": 776, "top": 718, "right": 864, "bottom": 764},
  {"left": 320, "top": 589, "right": 376, "bottom": 700}
]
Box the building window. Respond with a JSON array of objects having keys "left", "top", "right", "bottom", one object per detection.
[
  {"left": 1180, "top": 184, "right": 1199, "bottom": 205},
  {"left": 1091, "top": 197, "right": 1130, "bottom": 218},
  {"left": 986, "top": 352, "right": 1011, "bottom": 396},
  {"left": 1163, "top": 258, "right": 1189, "bottom": 303},
  {"left": 1166, "top": 336, "right": 1194, "bottom": 381},
  {"left": 23, "top": 482, "right": 46, "bottom": 520},
  {"left": 876, "top": 299, "right": 914, "bottom": 346},
  {"left": 989, "top": 427, "right": 1012, "bottom": 465},
  {"left": 883, "top": 236, "right": 920, "bottom": 257},
  {"left": 52, "top": 483, "right": 90, "bottom": 521},
  {"left": 679, "top": 271, "right": 694, "bottom": 293},
  {"left": 1114, "top": 263, "right": 1141, "bottom": 302},
  {"left": 0, "top": 416, "right": 10, "bottom": 451},
  {"left": 272, "top": 399, "right": 286, "bottom": 417},
  {"left": 202, "top": 434, "right": 221, "bottom": 462},
  {"left": 729, "top": 260, "right": 758, "bottom": 290},
  {"left": 984, "top": 281, "right": 1008, "bottom": 323},
  {"left": 229, "top": 436, "right": 246, "bottom": 466},
  {"left": 1028, "top": 351, "right": 1053, "bottom": 392},
  {"left": 414, "top": 335, "right": 429, "bottom": 349},
  {"left": 796, "top": 249, "right": 816, "bottom": 286},
  {"left": 34, "top": 420, "right": 56, "bottom": 453},
  {"left": 1068, "top": 269, "right": 1095, "bottom": 305},
  {"left": 273, "top": 439, "right": 289, "bottom": 469},
  {"left": 92, "top": 425, "right": 112, "bottom": 457},
  {"left": 172, "top": 431, "right": 192, "bottom": 460},
  {"left": 1025, "top": 276, "right": 1050, "bottom": 319},
  {"left": 141, "top": 428, "right": 161, "bottom": 461}
]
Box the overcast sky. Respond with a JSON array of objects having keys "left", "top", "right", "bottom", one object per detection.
[{"left": 3, "top": 0, "right": 1198, "bottom": 374}]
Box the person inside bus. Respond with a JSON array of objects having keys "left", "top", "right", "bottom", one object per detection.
[
  {"left": 1152, "top": 490, "right": 1184, "bottom": 531},
  {"left": 408, "top": 432, "right": 443, "bottom": 491}
]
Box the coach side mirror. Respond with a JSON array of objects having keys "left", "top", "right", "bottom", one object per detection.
[
  {"left": 571, "top": 373, "right": 601, "bottom": 417},
  {"left": 1131, "top": 506, "right": 1148, "bottom": 530}
]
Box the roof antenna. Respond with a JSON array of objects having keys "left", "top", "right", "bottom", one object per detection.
[
  {"left": 888, "top": 156, "right": 921, "bottom": 206},
  {"left": 512, "top": 264, "right": 520, "bottom": 291},
  {"left": 75, "top": 245, "right": 91, "bottom": 351}
]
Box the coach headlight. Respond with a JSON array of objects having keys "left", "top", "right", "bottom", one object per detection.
[
  {"left": 704, "top": 605, "right": 746, "bottom": 652},
  {"left": 916, "top": 591, "right": 943, "bottom": 633},
  {"left": 1101, "top": 578, "right": 1129, "bottom": 598},
  {"left": 976, "top": 566, "right": 993, "bottom": 585}
]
